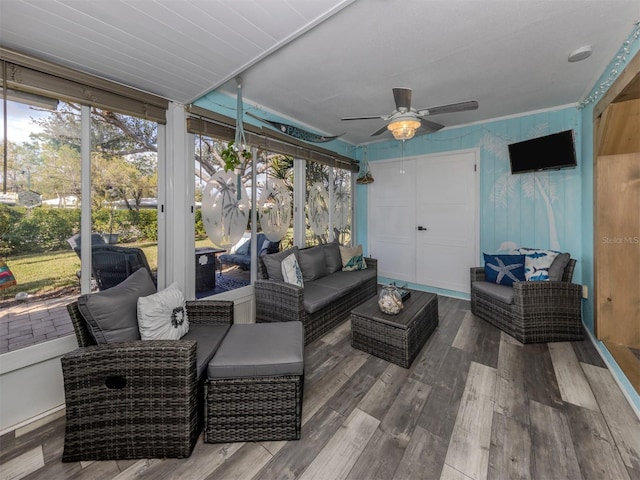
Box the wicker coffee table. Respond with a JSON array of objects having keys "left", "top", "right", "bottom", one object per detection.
[{"left": 350, "top": 289, "right": 438, "bottom": 368}]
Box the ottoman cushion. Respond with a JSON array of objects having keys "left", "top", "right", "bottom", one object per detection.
[{"left": 208, "top": 322, "right": 304, "bottom": 379}]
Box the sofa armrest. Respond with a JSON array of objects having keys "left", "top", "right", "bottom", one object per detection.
[
  {"left": 470, "top": 267, "right": 486, "bottom": 283},
  {"left": 512, "top": 281, "right": 582, "bottom": 311},
  {"left": 62, "top": 340, "right": 197, "bottom": 374},
  {"left": 61, "top": 340, "right": 199, "bottom": 460},
  {"left": 254, "top": 279, "right": 305, "bottom": 322},
  {"left": 365, "top": 257, "right": 377, "bottom": 272},
  {"left": 186, "top": 300, "right": 234, "bottom": 326},
  {"left": 62, "top": 340, "right": 197, "bottom": 406}
]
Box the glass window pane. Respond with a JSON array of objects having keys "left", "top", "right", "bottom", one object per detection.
[
  {"left": 90, "top": 108, "right": 158, "bottom": 291},
  {"left": 305, "top": 162, "right": 330, "bottom": 247},
  {"left": 259, "top": 151, "right": 293, "bottom": 250},
  {"left": 1, "top": 97, "right": 81, "bottom": 351},
  {"left": 0, "top": 95, "right": 80, "bottom": 306},
  {"left": 196, "top": 136, "right": 252, "bottom": 295},
  {"left": 334, "top": 168, "right": 352, "bottom": 245}
]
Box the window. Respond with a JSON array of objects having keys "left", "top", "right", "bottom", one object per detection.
[{"left": 1, "top": 50, "right": 166, "bottom": 352}]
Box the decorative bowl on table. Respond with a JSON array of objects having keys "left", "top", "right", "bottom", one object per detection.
[{"left": 378, "top": 285, "right": 403, "bottom": 315}]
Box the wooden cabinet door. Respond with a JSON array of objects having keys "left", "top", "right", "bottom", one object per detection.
[{"left": 596, "top": 152, "right": 640, "bottom": 348}]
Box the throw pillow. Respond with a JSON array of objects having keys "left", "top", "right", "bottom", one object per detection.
[
  {"left": 483, "top": 253, "right": 526, "bottom": 286},
  {"left": 339, "top": 244, "right": 367, "bottom": 272},
  {"left": 77, "top": 268, "right": 156, "bottom": 344},
  {"left": 281, "top": 253, "right": 304, "bottom": 287},
  {"left": 137, "top": 282, "right": 189, "bottom": 340},
  {"left": 234, "top": 239, "right": 251, "bottom": 256},
  {"left": 518, "top": 248, "right": 560, "bottom": 281},
  {"left": 262, "top": 246, "right": 299, "bottom": 281},
  {"left": 297, "top": 245, "right": 328, "bottom": 281},
  {"left": 548, "top": 252, "right": 571, "bottom": 282},
  {"left": 322, "top": 241, "right": 343, "bottom": 274}
]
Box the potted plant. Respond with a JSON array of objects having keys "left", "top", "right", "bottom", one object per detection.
[{"left": 221, "top": 141, "right": 251, "bottom": 172}]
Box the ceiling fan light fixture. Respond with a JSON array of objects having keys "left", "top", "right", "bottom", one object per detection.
[{"left": 387, "top": 116, "right": 421, "bottom": 140}]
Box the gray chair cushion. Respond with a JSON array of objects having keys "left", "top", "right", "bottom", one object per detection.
[
  {"left": 472, "top": 281, "right": 515, "bottom": 305},
  {"left": 297, "top": 245, "right": 328, "bottom": 282},
  {"left": 207, "top": 322, "right": 304, "bottom": 379},
  {"left": 302, "top": 283, "right": 345, "bottom": 313},
  {"left": 322, "top": 241, "right": 343, "bottom": 274},
  {"left": 181, "top": 324, "right": 230, "bottom": 379},
  {"left": 548, "top": 252, "right": 571, "bottom": 282},
  {"left": 77, "top": 268, "right": 156, "bottom": 344},
  {"left": 262, "top": 246, "right": 299, "bottom": 281}
]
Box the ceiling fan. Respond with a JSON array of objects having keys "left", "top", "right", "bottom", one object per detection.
[{"left": 341, "top": 87, "right": 478, "bottom": 140}]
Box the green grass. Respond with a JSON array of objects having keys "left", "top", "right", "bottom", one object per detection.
[
  {"left": 0, "top": 233, "right": 325, "bottom": 301},
  {"left": 0, "top": 242, "right": 161, "bottom": 301}
]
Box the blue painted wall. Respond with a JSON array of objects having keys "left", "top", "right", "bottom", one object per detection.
[{"left": 357, "top": 107, "right": 582, "bottom": 279}]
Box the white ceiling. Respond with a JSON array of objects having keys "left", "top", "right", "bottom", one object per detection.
[{"left": 1, "top": 0, "right": 639, "bottom": 145}]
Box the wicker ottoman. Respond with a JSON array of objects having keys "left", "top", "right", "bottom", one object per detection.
[
  {"left": 204, "top": 322, "right": 304, "bottom": 443},
  {"left": 350, "top": 290, "right": 438, "bottom": 368}
]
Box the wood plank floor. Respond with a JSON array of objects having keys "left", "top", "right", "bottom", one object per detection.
[{"left": 2, "top": 296, "right": 639, "bottom": 480}]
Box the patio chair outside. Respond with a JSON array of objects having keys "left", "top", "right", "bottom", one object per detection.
[
  {"left": 67, "top": 233, "right": 106, "bottom": 258},
  {"left": 91, "top": 245, "right": 155, "bottom": 290}
]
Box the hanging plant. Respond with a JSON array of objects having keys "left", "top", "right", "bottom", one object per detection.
[
  {"left": 221, "top": 141, "right": 252, "bottom": 172},
  {"left": 356, "top": 147, "right": 374, "bottom": 184}
]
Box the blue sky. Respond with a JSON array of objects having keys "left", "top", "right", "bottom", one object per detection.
[{"left": 1, "top": 100, "right": 48, "bottom": 144}]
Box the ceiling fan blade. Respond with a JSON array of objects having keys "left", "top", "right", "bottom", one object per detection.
[
  {"left": 341, "top": 115, "right": 385, "bottom": 121},
  {"left": 392, "top": 88, "right": 412, "bottom": 112},
  {"left": 419, "top": 118, "right": 445, "bottom": 133},
  {"left": 417, "top": 100, "right": 478, "bottom": 116},
  {"left": 371, "top": 125, "right": 390, "bottom": 136}
]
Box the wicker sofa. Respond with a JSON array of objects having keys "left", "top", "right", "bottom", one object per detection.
[
  {"left": 61, "top": 268, "right": 234, "bottom": 461},
  {"left": 255, "top": 242, "right": 377, "bottom": 344},
  {"left": 470, "top": 256, "right": 583, "bottom": 343}
]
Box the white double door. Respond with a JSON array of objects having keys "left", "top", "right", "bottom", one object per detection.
[{"left": 368, "top": 149, "right": 478, "bottom": 294}]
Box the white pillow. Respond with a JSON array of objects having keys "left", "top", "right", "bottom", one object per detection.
[
  {"left": 517, "top": 248, "right": 560, "bottom": 281},
  {"left": 281, "top": 253, "right": 304, "bottom": 287},
  {"left": 137, "top": 282, "right": 189, "bottom": 340}
]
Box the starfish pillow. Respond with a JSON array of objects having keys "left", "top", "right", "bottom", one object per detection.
[{"left": 483, "top": 253, "right": 526, "bottom": 286}]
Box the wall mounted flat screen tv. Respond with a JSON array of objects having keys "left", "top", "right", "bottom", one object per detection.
[{"left": 508, "top": 129, "right": 577, "bottom": 174}]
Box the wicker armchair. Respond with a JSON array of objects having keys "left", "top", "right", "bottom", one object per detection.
[
  {"left": 61, "top": 300, "right": 233, "bottom": 462},
  {"left": 90, "top": 245, "right": 156, "bottom": 290},
  {"left": 470, "top": 259, "right": 583, "bottom": 343}
]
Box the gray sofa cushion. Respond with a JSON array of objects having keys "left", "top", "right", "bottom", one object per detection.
[
  {"left": 297, "top": 245, "right": 328, "bottom": 281},
  {"left": 303, "top": 283, "right": 345, "bottom": 314},
  {"left": 78, "top": 268, "right": 156, "bottom": 344},
  {"left": 262, "top": 246, "right": 299, "bottom": 281},
  {"left": 548, "top": 252, "right": 570, "bottom": 282},
  {"left": 207, "top": 322, "right": 304, "bottom": 379},
  {"left": 181, "top": 324, "right": 230, "bottom": 379},
  {"left": 472, "top": 281, "right": 515, "bottom": 305},
  {"left": 322, "top": 241, "right": 343, "bottom": 273},
  {"left": 311, "top": 269, "right": 377, "bottom": 291}
]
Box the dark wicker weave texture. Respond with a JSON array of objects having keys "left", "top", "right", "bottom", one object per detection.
[
  {"left": 470, "top": 259, "right": 583, "bottom": 343},
  {"left": 62, "top": 300, "right": 233, "bottom": 461},
  {"left": 255, "top": 257, "right": 377, "bottom": 344},
  {"left": 204, "top": 375, "right": 303, "bottom": 443},
  {"left": 351, "top": 291, "right": 439, "bottom": 368}
]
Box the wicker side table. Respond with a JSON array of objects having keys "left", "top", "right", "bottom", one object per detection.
[{"left": 350, "top": 290, "right": 438, "bottom": 368}]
